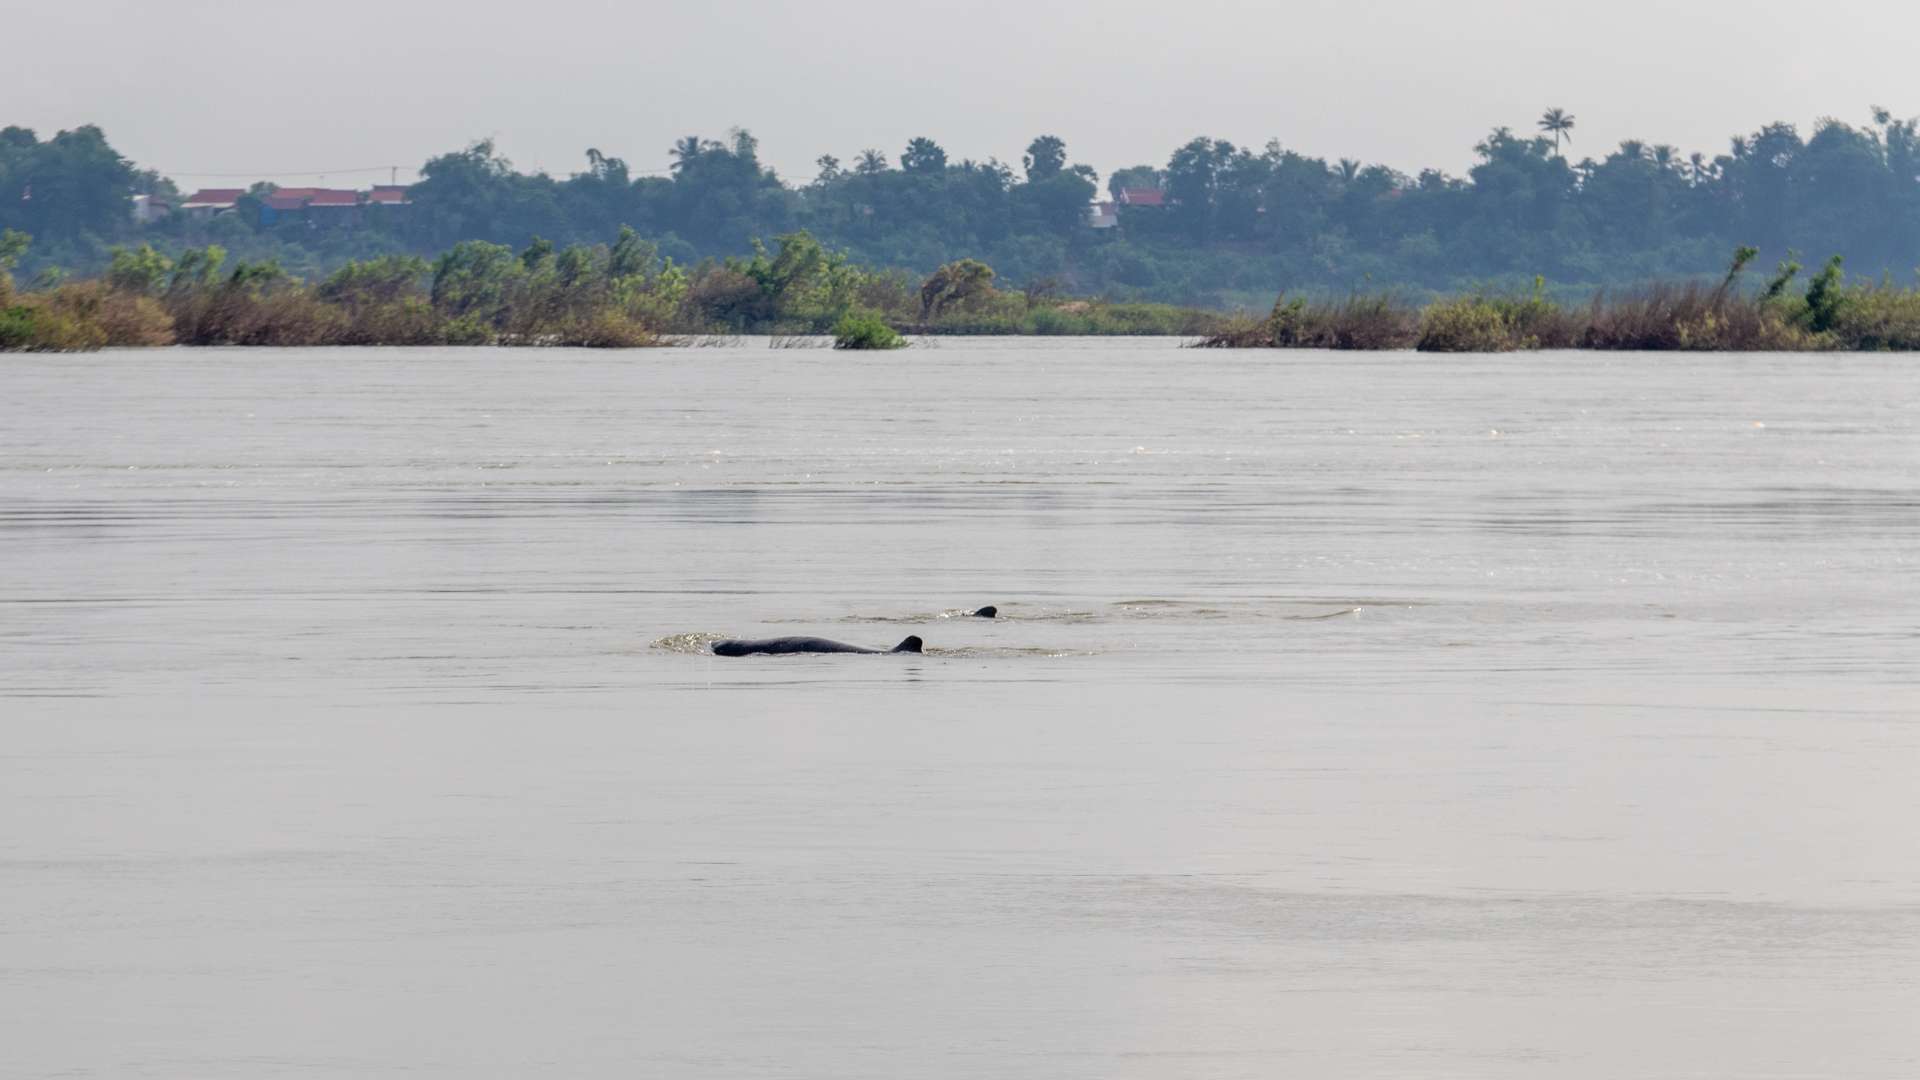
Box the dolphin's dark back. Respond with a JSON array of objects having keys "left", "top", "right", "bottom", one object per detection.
[{"left": 712, "top": 634, "right": 922, "bottom": 656}]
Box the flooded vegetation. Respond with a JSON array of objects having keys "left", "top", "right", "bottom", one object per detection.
[
  {"left": 0, "top": 229, "right": 1221, "bottom": 350},
  {"left": 9, "top": 226, "right": 1913, "bottom": 353},
  {"left": 1199, "top": 250, "right": 1920, "bottom": 351}
]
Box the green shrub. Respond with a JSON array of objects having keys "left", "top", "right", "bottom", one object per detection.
[
  {"left": 0, "top": 302, "right": 95, "bottom": 350},
  {"left": 105, "top": 245, "right": 173, "bottom": 296},
  {"left": 1827, "top": 283, "right": 1920, "bottom": 350},
  {"left": 1419, "top": 298, "right": 1523, "bottom": 352},
  {"left": 439, "top": 315, "right": 495, "bottom": 345},
  {"left": 41, "top": 282, "right": 175, "bottom": 347},
  {"left": 0, "top": 283, "right": 175, "bottom": 351},
  {"left": 0, "top": 306, "right": 36, "bottom": 350},
  {"left": 1028, "top": 306, "right": 1088, "bottom": 335},
  {"left": 919, "top": 258, "right": 997, "bottom": 319},
  {"left": 1802, "top": 256, "right": 1848, "bottom": 334},
  {"left": 1418, "top": 283, "right": 1576, "bottom": 351},
  {"left": 831, "top": 311, "right": 905, "bottom": 349}
]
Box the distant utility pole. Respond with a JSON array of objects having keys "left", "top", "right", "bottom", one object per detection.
[{"left": 390, "top": 166, "right": 398, "bottom": 185}]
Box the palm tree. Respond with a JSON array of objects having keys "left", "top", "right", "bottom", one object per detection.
[
  {"left": 1651, "top": 145, "right": 1677, "bottom": 171},
  {"left": 1538, "top": 108, "right": 1576, "bottom": 155},
  {"left": 1337, "top": 158, "right": 1362, "bottom": 182},
  {"left": 1687, "top": 152, "right": 1709, "bottom": 185},
  {"left": 1618, "top": 139, "right": 1648, "bottom": 162},
  {"left": 1475, "top": 127, "right": 1517, "bottom": 159},
  {"left": 669, "top": 136, "right": 704, "bottom": 175}
]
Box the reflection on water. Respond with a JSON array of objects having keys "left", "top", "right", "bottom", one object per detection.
[{"left": 3, "top": 340, "right": 1918, "bottom": 1079}]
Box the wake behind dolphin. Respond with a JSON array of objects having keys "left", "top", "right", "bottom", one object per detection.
[{"left": 711, "top": 634, "right": 924, "bottom": 657}]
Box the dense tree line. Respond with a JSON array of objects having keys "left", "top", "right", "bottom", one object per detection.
[
  {"left": 4, "top": 111, "right": 1918, "bottom": 307},
  {"left": 0, "top": 125, "right": 166, "bottom": 245}
]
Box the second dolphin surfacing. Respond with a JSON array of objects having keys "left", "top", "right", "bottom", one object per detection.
[{"left": 711, "top": 635, "right": 924, "bottom": 657}]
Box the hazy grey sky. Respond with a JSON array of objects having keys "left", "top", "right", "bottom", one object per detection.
[{"left": 10, "top": 0, "right": 1919, "bottom": 188}]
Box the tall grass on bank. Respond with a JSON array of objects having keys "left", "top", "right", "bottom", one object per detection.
[
  {"left": 9, "top": 231, "right": 1918, "bottom": 353},
  {"left": 0, "top": 229, "right": 174, "bottom": 350},
  {"left": 1200, "top": 249, "right": 1920, "bottom": 352},
  {"left": 2, "top": 235, "right": 678, "bottom": 351},
  {"left": 0, "top": 230, "right": 1228, "bottom": 352},
  {"left": 1197, "top": 293, "right": 1421, "bottom": 349},
  {"left": 0, "top": 281, "right": 174, "bottom": 351},
  {"left": 1416, "top": 278, "right": 1583, "bottom": 351},
  {"left": 911, "top": 298, "right": 1225, "bottom": 336}
]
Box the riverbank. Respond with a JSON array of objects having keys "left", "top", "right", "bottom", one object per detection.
[
  {"left": 7, "top": 232, "right": 1916, "bottom": 352},
  {"left": 0, "top": 229, "right": 1225, "bottom": 352},
  {"left": 1199, "top": 253, "right": 1920, "bottom": 352}
]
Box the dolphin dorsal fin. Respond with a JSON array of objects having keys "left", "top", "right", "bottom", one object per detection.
[{"left": 892, "top": 635, "right": 924, "bottom": 653}]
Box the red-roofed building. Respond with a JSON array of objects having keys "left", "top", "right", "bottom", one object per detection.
[
  {"left": 179, "top": 188, "right": 245, "bottom": 218},
  {"left": 175, "top": 183, "right": 411, "bottom": 229},
  {"left": 1115, "top": 188, "right": 1166, "bottom": 207},
  {"left": 259, "top": 188, "right": 362, "bottom": 226}
]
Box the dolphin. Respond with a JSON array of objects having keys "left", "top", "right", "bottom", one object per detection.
[
  {"left": 712, "top": 634, "right": 924, "bottom": 657},
  {"left": 970, "top": 606, "right": 997, "bottom": 618}
]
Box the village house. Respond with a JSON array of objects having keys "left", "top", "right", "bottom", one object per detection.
[
  {"left": 130, "top": 194, "right": 172, "bottom": 224},
  {"left": 259, "top": 188, "right": 361, "bottom": 227},
  {"left": 1088, "top": 187, "right": 1166, "bottom": 229},
  {"left": 177, "top": 188, "right": 245, "bottom": 220},
  {"left": 366, "top": 185, "right": 411, "bottom": 207},
  {"left": 170, "top": 184, "right": 411, "bottom": 228}
]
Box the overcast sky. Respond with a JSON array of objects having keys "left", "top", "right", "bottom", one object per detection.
[{"left": 9, "top": 0, "right": 1919, "bottom": 189}]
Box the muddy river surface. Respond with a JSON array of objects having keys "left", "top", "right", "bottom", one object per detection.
[{"left": 3, "top": 339, "right": 1917, "bottom": 1078}]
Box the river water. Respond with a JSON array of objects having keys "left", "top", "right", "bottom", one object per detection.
[{"left": 3, "top": 339, "right": 1917, "bottom": 1078}]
